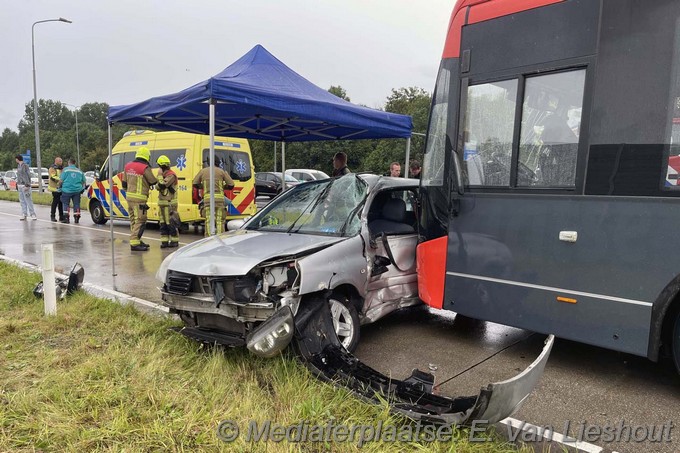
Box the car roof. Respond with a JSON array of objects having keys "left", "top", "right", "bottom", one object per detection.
[{"left": 356, "top": 173, "right": 420, "bottom": 191}]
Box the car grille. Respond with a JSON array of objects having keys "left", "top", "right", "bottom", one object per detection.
[{"left": 166, "top": 271, "right": 193, "bottom": 295}]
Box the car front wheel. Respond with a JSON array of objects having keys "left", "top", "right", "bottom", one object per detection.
[{"left": 328, "top": 294, "right": 360, "bottom": 353}]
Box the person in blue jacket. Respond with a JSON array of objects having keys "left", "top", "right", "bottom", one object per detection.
[{"left": 59, "top": 158, "right": 86, "bottom": 224}]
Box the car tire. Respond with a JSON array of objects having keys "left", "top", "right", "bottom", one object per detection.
[
  {"left": 673, "top": 310, "right": 680, "bottom": 374},
  {"left": 328, "top": 294, "right": 360, "bottom": 353},
  {"left": 89, "top": 200, "right": 108, "bottom": 225}
]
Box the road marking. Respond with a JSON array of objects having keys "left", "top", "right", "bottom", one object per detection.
[
  {"left": 0, "top": 209, "right": 188, "bottom": 245},
  {"left": 446, "top": 271, "right": 653, "bottom": 307}
]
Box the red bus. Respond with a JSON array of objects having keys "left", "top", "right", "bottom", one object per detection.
[{"left": 417, "top": 0, "right": 680, "bottom": 372}]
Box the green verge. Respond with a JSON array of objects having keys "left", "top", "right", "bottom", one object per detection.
[
  {"left": 0, "top": 262, "right": 525, "bottom": 452},
  {"left": 0, "top": 190, "right": 90, "bottom": 211}
]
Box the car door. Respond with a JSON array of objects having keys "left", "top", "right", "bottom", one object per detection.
[{"left": 362, "top": 188, "right": 420, "bottom": 321}]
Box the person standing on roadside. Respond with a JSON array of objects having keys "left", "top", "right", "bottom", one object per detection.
[
  {"left": 409, "top": 160, "right": 422, "bottom": 179},
  {"left": 156, "top": 155, "right": 179, "bottom": 248},
  {"left": 15, "top": 155, "right": 36, "bottom": 221},
  {"left": 121, "top": 147, "right": 157, "bottom": 251},
  {"left": 48, "top": 157, "right": 64, "bottom": 222},
  {"left": 386, "top": 162, "right": 401, "bottom": 177},
  {"left": 331, "top": 152, "right": 350, "bottom": 177},
  {"left": 59, "top": 158, "right": 86, "bottom": 224},
  {"left": 193, "top": 158, "right": 234, "bottom": 237}
]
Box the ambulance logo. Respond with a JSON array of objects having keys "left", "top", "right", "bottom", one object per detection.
[
  {"left": 176, "top": 154, "right": 187, "bottom": 170},
  {"left": 235, "top": 158, "right": 247, "bottom": 175}
]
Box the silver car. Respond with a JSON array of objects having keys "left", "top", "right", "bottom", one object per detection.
[{"left": 157, "top": 174, "right": 420, "bottom": 354}]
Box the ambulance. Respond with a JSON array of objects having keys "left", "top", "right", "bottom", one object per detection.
[{"left": 87, "top": 130, "right": 256, "bottom": 228}]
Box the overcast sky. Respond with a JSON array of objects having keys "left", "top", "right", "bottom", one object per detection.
[{"left": 0, "top": 0, "right": 453, "bottom": 132}]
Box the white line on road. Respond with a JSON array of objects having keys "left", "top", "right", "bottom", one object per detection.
[{"left": 0, "top": 209, "right": 188, "bottom": 245}]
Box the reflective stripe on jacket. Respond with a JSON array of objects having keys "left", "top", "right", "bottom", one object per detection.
[
  {"left": 192, "top": 167, "right": 234, "bottom": 197},
  {"left": 122, "top": 159, "right": 156, "bottom": 202},
  {"left": 157, "top": 169, "right": 178, "bottom": 206},
  {"left": 48, "top": 165, "right": 62, "bottom": 192}
]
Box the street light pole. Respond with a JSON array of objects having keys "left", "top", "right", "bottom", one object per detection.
[
  {"left": 64, "top": 103, "right": 80, "bottom": 167},
  {"left": 32, "top": 17, "right": 72, "bottom": 192}
]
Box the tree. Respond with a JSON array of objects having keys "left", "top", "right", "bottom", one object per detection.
[
  {"left": 0, "top": 128, "right": 20, "bottom": 169},
  {"left": 18, "top": 100, "right": 74, "bottom": 135}
]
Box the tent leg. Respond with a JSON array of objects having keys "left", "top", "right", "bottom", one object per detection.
[
  {"left": 209, "top": 101, "right": 216, "bottom": 236},
  {"left": 107, "top": 121, "right": 117, "bottom": 291},
  {"left": 281, "top": 141, "right": 286, "bottom": 191},
  {"left": 274, "top": 142, "right": 277, "bottom": 172},
  {"left": 404, "top": 137, "right": 411, "bottom": 178}
]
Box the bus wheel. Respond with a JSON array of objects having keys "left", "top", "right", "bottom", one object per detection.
[
  {"left": 90, "top": 200, "right": 108, "bottom": 225},
  {"left": 673, "top": 311, "right": 680, "bottom": 374}
]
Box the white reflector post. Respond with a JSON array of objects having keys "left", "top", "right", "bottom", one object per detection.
[{"left": 41, "top": 243, "right": 56, "bottom": 316}]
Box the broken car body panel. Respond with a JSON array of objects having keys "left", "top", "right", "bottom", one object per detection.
[{"left": 293, "top": 297, "right": 555, "bottom": 425}]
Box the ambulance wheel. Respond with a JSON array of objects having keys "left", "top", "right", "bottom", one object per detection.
[{"left": 90, "top": 200, "right": 108, "bottom": 225}]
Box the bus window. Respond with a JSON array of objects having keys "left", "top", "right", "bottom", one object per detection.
[
  {"left": 464, "top": 79, "right": 517, "bottom": 187},
  {"left": 422, "top": 67, "right": 451, "bottom": 187},
  {"left": 518, "top": 70, "right": 585, "bottom": 188}
]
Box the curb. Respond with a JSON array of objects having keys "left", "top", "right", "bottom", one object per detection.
[{"left": 0, "top": 254, "right": 168, "bottom": 315}]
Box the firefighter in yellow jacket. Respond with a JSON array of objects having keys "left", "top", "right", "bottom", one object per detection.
[
  {"left": 156, "top": 155, "right": 179, "bottom": 248},
  {"left": 193, "top": 157, "right": 234, "bottom": 236},
  {"left": 121, "top": 147, "right": 157, "bottom": 251}
]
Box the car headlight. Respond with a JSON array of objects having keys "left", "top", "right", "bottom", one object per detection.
[
  {"left": 156, "top": 251, "right": 176, "bottom": 284},
  {"left": 246, "top": 306, "right": 294, "bottom": 358}
]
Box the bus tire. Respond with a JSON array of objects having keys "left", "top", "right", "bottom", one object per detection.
[
  {"left": 673, "top": 310, "right": 680, "bottom": 374},
  {"left": 90, "top": 200, "right": 108, "bottom": 225}
]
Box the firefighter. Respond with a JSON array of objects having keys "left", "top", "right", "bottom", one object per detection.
[
  {"left": 192, "top": 157, "right": 234, "bottom": 236},
  {"left": 156, "top": 155, "right": 179, "bottom": 248},
  {"left": 121, "top": 147, "right": 156, "bottom": 251},
  {"left": 48, "top": 157, "right": 64, "bottom": 222}
]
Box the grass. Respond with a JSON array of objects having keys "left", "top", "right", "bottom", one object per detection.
[
  {"left": 0, "top": 262, "right": 528, "bottom": 452},
  {"left": 0, "top": 190, "right": 90, "bottom": 211}
]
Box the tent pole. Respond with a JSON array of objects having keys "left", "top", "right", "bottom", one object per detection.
[
  {"left": 281, "top": 141, "right": 286, "bottom": 191},
  {"left": 107, "top": 121, "right": 117, "bottom": 291},
  {"left": 274, "top": 142, "right": 277, "bottom": 172},
  {"left": 404, "top": 137, "right": 411, "bottom": 178},
  {"left": 209, "top": 101, "right": 216, "bottom": 236}
]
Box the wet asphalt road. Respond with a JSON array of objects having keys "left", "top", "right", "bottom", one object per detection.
[{"left": 0, "top": 199, "right": 678, "bottom": 452}]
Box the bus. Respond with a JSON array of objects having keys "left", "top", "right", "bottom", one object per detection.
[{"left": 417, "top": 0, "right": 680, "bottom": 372}]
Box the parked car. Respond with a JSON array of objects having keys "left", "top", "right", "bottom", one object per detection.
[
  {"left": 158, "top": 174, "right": 421, "bottom": 355},
  {"left": 30, "top": 167, "right": 49, "bottom": 183},
  {"left": 4, "top": 171, "right": 17, "bottom": 190},
  {"left": 29, "top": 172, "right": 40, "bottom": 189},
  {"left": 254, "top": 172, "right": 301, "bottom": 198},
  {"left": 285, "top": 169, "right": 329, "bottom": 182},
  {"left": 0, "top": 172, "right": 6, "bottom": 190}
]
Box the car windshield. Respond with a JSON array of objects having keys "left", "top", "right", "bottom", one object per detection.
[{"left": 245, "top": 175, "right": 367, "bottom": 237}]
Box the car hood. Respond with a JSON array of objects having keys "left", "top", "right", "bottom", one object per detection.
[{"left": 166, "top": 229, "right": 345, "bottom": 276}]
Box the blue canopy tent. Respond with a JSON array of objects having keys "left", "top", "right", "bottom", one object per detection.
[{"left": 105, "top": 44, "right": 412, "bottom": 258}]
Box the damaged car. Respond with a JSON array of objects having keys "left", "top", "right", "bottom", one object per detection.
[
  {"left": 157, "top": 173, "right": 422, "bottom": 354},
  {"left": 157, "top": 173, "right": 555, "bottom": 424}
]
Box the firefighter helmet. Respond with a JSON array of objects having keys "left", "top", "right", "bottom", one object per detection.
[
  {"left": 157, "top": 155, "right": 171, "bottom": 167},
  {"left": 135, "top": 146, "right": 150, "bottom": 162}
]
